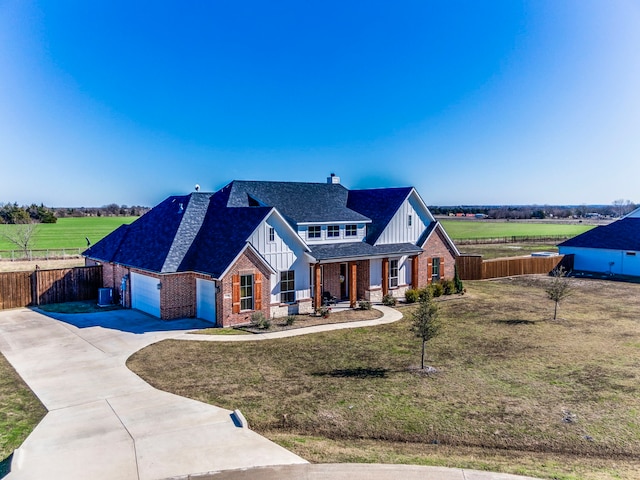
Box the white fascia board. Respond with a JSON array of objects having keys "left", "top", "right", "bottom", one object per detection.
[
  {"left": 297, "top": 220, "right": 372, "bottom": 226},
  {"left": 623, "top": 207, "right": 640, "bottom": 219},
  {"left": 420, "top": 221, "right": 461, "bottom": 257},
  {"left": 248, "top": 207, "right": 312, "bottom": 252},
  {"left": 218, "top": 242, "right": 277, "bottom": 279},
  {"left": 408, "top": 188, "right": 436, "bottom": 223}
]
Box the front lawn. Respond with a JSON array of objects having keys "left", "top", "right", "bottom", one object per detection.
[{"left": 128, "top": 277, "right": 640, "bottom": 480}]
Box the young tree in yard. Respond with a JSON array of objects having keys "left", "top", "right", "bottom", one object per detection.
[
  {"left": 0, "top": 221, "right": 39, "bottom": 257},
  {"left": 411, "top": 292, "right": 441, "bottom": 370},
  {"left": 545, "top": 266, "right": 572, "bottom": 320}
]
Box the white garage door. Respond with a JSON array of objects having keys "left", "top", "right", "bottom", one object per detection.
[
  {"left": 131, "top": 272, "right": 161, "bottom": 318},
  {"left": 196, "top": 278, "right": 217, "bottom": 323}
]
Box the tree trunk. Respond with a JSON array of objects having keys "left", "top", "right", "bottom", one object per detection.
[
  {"left": 553, "top": 301, "right": 558, "bottom": 320},
  {"left": 421, "top": 340, "right": 425, "bottom": 369}
]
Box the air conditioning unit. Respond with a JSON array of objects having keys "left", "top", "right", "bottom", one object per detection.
[{"left": 98, "top": 288, "right": 113, "bottom": 306}]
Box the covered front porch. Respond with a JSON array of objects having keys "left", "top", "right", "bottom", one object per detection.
[{"left": 310, "top": 255, "right": 422, "bottom": 310}]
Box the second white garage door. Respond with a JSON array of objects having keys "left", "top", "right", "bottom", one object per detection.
[
  {"left": 196, "top": 278, "right": 217, "bottom": 323},
  {"left": 131, "top": 272, "right": 161, "bottom": 318}
]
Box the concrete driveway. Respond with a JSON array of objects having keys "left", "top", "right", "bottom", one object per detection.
[
  {"left": 1, "top": 307, "right": 542, "bottom": 480},
  {"left": 0, "top": 308, "right": 306, "bottom": 480}
]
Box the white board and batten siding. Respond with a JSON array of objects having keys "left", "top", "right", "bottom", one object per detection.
[
  {"left": 130, "top": 272, "right": 161, "bottom": 318},
  {"left": 248, "top": 213, "right": 311, "bottom": 304},
  {"left": 196, "top": 278, "right": 216, "bottom": 322},
  {"left": 559, "top": 246, "right": 640, "bottom": 277},
  {"left": 375, "top": 191, "right": 434, "bottom": 245},
  {"left": 369, "top": 256, "right": 412, "bottom": 290}
]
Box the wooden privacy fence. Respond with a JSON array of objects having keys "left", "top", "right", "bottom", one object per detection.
[
  {"left": 0, "top": 266, "right": 102, "bottom": 310},
  {"left": 456, "top": 254, "right": 574, "bottom": 281}
]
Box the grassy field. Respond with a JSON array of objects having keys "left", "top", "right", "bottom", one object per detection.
[
  {"left": 0, "top": 355, "right": 46, "bottom": 467},
  {"left": 129, "top": 277, "right": 640, "bottom": 480},
  {"left": 0, "top": 216, "right": 138, "bottom": 251},
  {"left": 440, "top": 220, "right": 594, "bottom": 240},
  {"left": 456, "top": 243, "right": 560, "bottom": 259}
]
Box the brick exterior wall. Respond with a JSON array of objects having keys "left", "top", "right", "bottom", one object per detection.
[
  {"left": 91, "top": 260, "right": 132, "bottom": 307},
  {"left": 218, "top": 248, "right": 272, "bottom": 327},
  {"left": 322, "top": 263, "right": 341, "bottom": 300},
  {"left": 159, "top": 272, "right": 200, "bottom": 320},
  {"left": 419, "top": 227, "right": 457, "bottom": 285}
]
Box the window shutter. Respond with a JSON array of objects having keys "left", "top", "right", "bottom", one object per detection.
[
  {"left": 441, "top": 257, "right": 445, "bottom": 279},
  {"left": 232, "top": 274, "right": 240, "bottom": 314},
  {"left": 427, "top": 258, "right": 433, "bottom": 284},
  {"left": 254, "top": 272, "right": 262, "bottom": 310}
]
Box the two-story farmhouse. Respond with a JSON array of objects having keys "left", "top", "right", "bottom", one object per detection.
[{"left": 84, "top": 176, "right": 459, "bottom": 327}]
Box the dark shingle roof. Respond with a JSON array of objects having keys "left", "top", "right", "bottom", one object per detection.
[
  {"left": 178, "top": 201, "right": 272, "bottom": 278},
  {"left": 310, "top": 242, "right": 422, "bottom": 261},
  {"left": 347, "top": 187, "right": 413, "bottom": 245},
  {"left": 224, "top": 180, "right": 370, "bottom": 225},
  {"left": 559, "top": 218, "right": 640, "bottom": 251},
  {"left": 85, "top": 195, "right": 192, "bottom": 271},
  {"left": 85, "top": 192, "right": 272, "bottom": 277}
]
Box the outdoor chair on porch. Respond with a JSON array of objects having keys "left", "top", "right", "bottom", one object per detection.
[{"left": 322, "top": 291, "right": 338, "bottom": 306}]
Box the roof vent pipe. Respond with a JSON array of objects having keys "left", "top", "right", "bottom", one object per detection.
[{"left": 327, "top": 173, "right": 340, "bottom": 184}]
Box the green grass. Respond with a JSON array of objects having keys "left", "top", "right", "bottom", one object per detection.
[
  {"left": 0, "top": 354, "right": 46, "bottom": 465},
  {"left": 0, "top": 216, "right": 137, "bottom": 251},
  {"left": 37, "top": 301, "right": 122, "bottom": 314},
  {"left": 440, "top": 220, "right": 594, "bottom": 240},
  {"left": 129, "top": 277, "right": 640, "bottom": 480}
]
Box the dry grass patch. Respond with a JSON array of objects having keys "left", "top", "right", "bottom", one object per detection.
[
  {"left": 128, "top": 276, "right": 640, "bottom": 479},
  {"left": 0, "top": 354, "right": 46, "bottom": 467}
]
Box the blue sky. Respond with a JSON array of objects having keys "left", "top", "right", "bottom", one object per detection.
[{"left": 1, "top": 1, "right": 639, "bottom": 207}]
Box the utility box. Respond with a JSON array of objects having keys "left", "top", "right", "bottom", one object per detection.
[{"left": 98, "top": 288, "right": 113, "bottom": 306}]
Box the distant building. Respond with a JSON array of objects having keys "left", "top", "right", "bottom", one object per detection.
[{"left": 558, "top": 208, "right": 640, "bottom": 277}]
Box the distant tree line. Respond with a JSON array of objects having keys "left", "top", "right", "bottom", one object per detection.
[
  {"left": 55, "top": 204, "right": 150, "bottom": 218},
  {"left": 0, "top": 203, "right": 57, "bottom": 224},
  {"left": 429, "top": 200, "right": 636, "bottom": 220},
  {"left": 0, "top": 202, "right": 150, "bottom": 224}
]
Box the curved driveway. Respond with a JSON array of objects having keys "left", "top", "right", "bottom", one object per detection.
[{"left": 0, "top": 307, "right": 540, "bottom": 480}]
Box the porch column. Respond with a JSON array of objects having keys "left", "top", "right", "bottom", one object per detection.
[
  {"left": 349, "top": 261, "right": 357, "bottom": 308},
  {"left": 314, "top": 263, "right": 322, "bottom": 310},
  {"left": 382, "top": 257, "right": 389, "bottom": 297},
  {"left": 412, "top": 255, "right": 420, "bottom": 289}
]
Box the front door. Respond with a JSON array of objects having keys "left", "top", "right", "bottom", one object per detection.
[{"left": 340, "top": 263, "right": 348, "bottom": 300}]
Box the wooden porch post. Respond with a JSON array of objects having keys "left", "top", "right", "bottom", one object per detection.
[
  {"left": 412, "top": 255, "right": 420, "bottom": 289},
  {"left": 314, "top": 263, "right": 322, "bottom": 310},
  {"left": 349, "top": 262, "right": 357, "bottom": 308},
  {"left": 382, "top": 257, "right": 389, "bottom": 297}
]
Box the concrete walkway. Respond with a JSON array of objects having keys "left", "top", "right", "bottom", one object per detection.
[
  {"left": 176, "top": 304, "right": 403, "bottom": 342},
  {"left": 0, "top": 306, "right": 542, "bottom": 480}
]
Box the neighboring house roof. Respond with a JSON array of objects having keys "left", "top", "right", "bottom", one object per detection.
[
  {"left": 224, "top": 180, "right": 371, "bottom": 226},
  {"left": 310, "top": 242, "right": 423, "bottom": 262},
  {"left": 558, "top": 218, "right": 640, "bottom": 251},
  {"left": 347, "top": 187, "right": 414, "bottom": 245}
]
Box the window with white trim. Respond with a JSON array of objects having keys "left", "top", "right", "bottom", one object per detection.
[
  {"left": 345, "top": 224, "right": 357, "bottom": 236},
  {"left": 389, "top": 259, "right": 399, "bottom": 288},
  {"left": 280, "top": 270, "right": 295, "bottom": 304},
  {"left": 432, "top": 257, "right": 440, "bottom": 280},
  {"left": 240, "top": 274, "right": 253, "bottom": 311},
  {"left": 308, "top": 226, "right": 321, "bottom": 239},
  {"left": 408, "top": 214, "right": 413, "bottom": 227},
  {"left": 268, "top": 227, "right": 275, "bottom": 242},
  {"left": 327, "top": 225, "right": 340, "bottom": 237}
]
